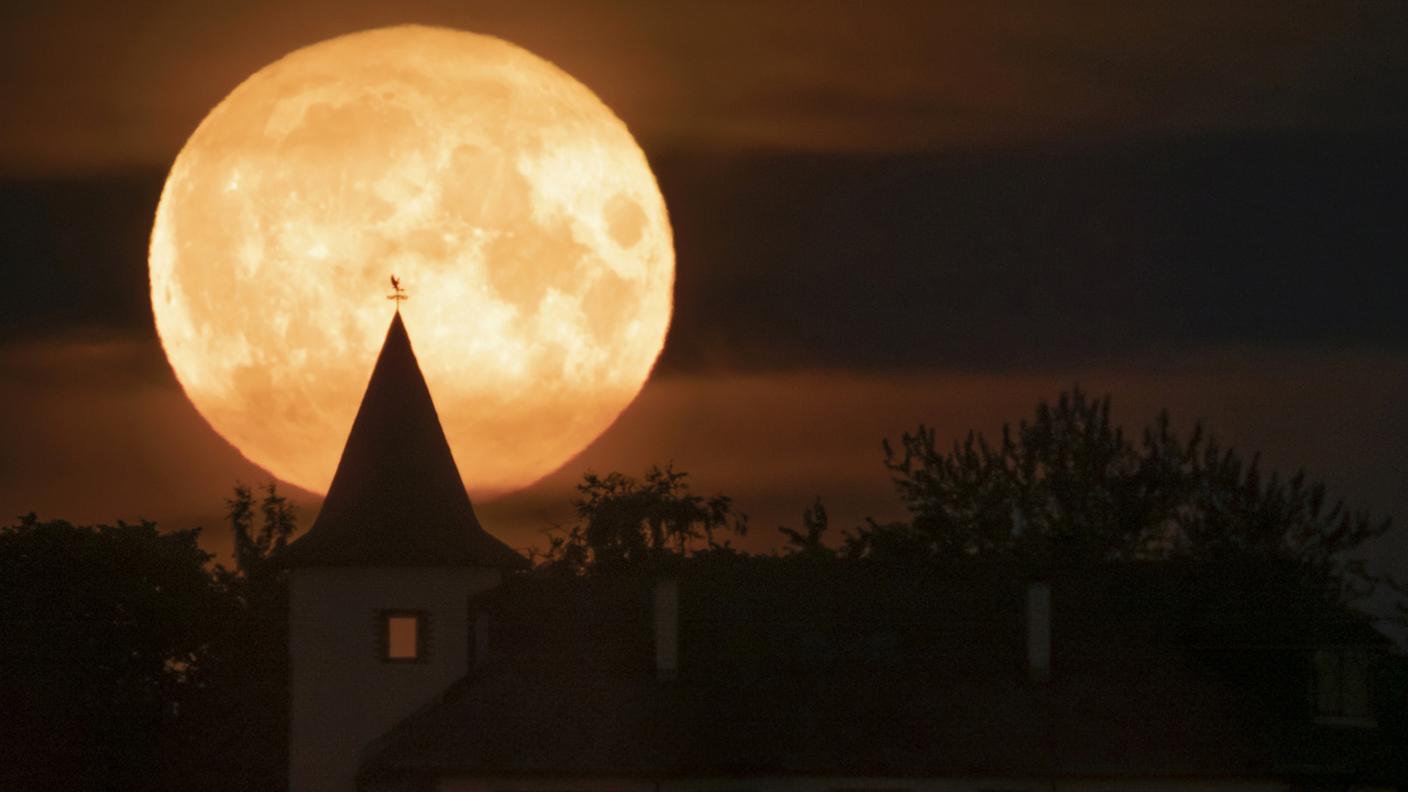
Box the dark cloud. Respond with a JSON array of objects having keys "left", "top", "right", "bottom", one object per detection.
[
  {"left": 4, "top": 134, "right": 1406, "bottom": 370},
  {"left": 0, "top": 173, "right": 162, "bottom": 340},
  {"left": 659, "top": 134, "right": 1408, "bottom": 372},
  {"left": 2, "top": 2, "right": 1408, "bottom": 172}
]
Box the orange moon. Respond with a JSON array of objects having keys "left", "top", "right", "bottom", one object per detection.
[{"left": 149, "top": 26, "right": 673, "bottom": 498}]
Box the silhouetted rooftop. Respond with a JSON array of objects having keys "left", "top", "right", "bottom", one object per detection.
[
  {"left": 282, "top": 313, "right": 525, "bottom": 569},
  {"left": 361, "top": 561, "right": 1402, "bottom": 786}
]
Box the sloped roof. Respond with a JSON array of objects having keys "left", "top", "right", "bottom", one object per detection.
[
  {"left": 282, "top": 313, "right": 526, "bottom": 569},
  {"left": 360, "top": 563, "right": 1404, "bottom": 786}
]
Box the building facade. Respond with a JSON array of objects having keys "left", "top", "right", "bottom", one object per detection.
[{"left": 285, "top": 316, "right": 1403, "bottom": 792}]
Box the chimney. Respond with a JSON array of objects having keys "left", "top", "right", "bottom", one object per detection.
[
  {"left": 654, "top": 579, "right": 679, "bottom": 681},
  {"left": 1026, "top": 580, "right": 1051, "bottom": 682}
]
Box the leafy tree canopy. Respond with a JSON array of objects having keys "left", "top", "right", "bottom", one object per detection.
[
  {"left": 0, "top": 483, "right": 296, "bottom": 792},
  {"left": 546, "top": 388, "right": 1401, "bottom": 627},
  {"left": 861, "top": 387, "right": 1395, "bottom": 602},
  {"left": 535, "top": 464, "right": 747, "bottom": 575},
  {"left": 0, "top": 515, "right": 218, "bottom": 791}
]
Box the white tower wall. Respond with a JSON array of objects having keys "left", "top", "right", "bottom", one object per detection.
[{"left": 289, "top": 566, "right": 501, "bottom": 792}]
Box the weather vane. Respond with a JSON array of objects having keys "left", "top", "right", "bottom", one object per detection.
[{"left": 387, "top": 275, "right": 408, "bottom": 311}]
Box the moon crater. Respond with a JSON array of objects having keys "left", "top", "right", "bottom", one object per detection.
[{"left": 150, "top": 26, "right": 674, "bottom": 498}]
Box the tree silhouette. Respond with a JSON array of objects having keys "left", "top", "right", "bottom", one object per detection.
[
  {"left": 536, "top": 465, "right": 746, "bottom": 574},
  {"left": 778, "top": 497, "right": 834, "bottom": 560},
  {"left": 223, "top": 481, "right": 296, "bottom": 583},
  {"left": 865, "top": 386, "right": 1397, "bottom": 605},
  {"left": 191, "top": 482, "right": 294, "bottom": 792},
  {"left": 0, "top": 483, "right": 298, "bottom": 792},
  {"left": 0, "top": 515, "right": 220, "bottom": 792}
]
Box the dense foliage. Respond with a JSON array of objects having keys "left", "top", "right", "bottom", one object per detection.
[
  {"left": 0, "top": 516, "right": 218, "bottom": 791},
  {"left": 867, "top": 388, "right": 1399, "bottom": 606},
  {"left": 535, "top": 464, "right": 747, "bottom": 575},
  {"left": 543, "top": 388, "right": 1403, "bottom": 626},
  {"left": 0, "top": 485, "right": 294, "bottom": 792}
]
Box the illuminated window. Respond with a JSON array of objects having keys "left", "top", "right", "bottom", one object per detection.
[{"left": 378, "top": 610, "right": 427, "bottom": 662}]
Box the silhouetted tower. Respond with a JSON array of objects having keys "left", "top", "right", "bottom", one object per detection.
[{"left": 283, "top": 313, "right": 525, "bottom": 792}]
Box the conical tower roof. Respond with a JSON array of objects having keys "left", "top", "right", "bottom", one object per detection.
[{"left": 283, "top": 313, "right": 526, "bottom": 569}]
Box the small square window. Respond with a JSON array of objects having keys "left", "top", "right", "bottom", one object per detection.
[{"left": 379, "top": 611, "right": 426, "bottom": 662}]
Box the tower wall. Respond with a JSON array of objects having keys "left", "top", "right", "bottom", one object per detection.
[{"left": 289, "top": 566, "right": 501, "bottom": 792}]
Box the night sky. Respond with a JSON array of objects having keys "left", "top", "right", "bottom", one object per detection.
[{"left": 2, "top": 2, "right": 1406, "bottom": 599}]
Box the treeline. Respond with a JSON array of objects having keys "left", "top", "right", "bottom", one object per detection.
[
  {"left": 1, "top": 388, "right": 1404, "bottom": 791},
  {"left": 541, "top": 388, "right": 1403, "bottom": 614}
]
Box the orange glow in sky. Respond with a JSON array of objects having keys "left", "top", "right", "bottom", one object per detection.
[{"left": 149, "top": 26, "right": 674, "bottom": 499}]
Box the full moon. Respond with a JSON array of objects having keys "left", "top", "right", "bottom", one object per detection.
[{"left": 150, "top": 26, "right": 673, "bottom": 498}]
